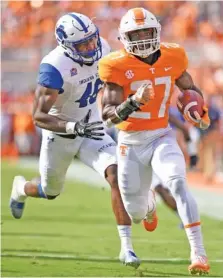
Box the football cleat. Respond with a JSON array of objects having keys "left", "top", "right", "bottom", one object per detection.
[
  {"left": 119, "top": 250, "right": 141, "bottom": 269},
  {"left": 188, "top": 255, "right": 210, "bottom": 275},
  {"left": 142, "top": 190, "right": 158, "bottom": 232},
  {"left": 9, "top": 176, "right": 27, "bottom": 219}
]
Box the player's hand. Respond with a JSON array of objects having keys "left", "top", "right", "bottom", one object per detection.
[
  {"left": 74, "top": 110, "right": 105, "bottom": 140},
  {"left": 184, "top": 106, "right": 210, "bottom": 130},
  {"left": 196, "top": 106, "right": 210, "bottom": 130},
  {"left": 132, "top": 81, "right": 155, "bottom": 105}
]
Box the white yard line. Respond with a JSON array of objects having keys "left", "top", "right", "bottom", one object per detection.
[
  {"left": 1, "top": 252, "right": 223, "bottom": 263},
  {"left": 16, "top": 158, "right": 223, "bottom": 220}
]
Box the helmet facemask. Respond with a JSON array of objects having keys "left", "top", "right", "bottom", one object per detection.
[{"left": 120, "top": 27, "right": 161, "bottom": 58}]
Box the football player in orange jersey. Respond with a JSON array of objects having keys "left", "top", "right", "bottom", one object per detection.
[{"left": 98, "top": 7, "right": 210, "bottom": 275}]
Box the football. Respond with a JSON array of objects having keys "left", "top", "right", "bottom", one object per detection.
[{"left": 176, "top": 90, "right": 204, "bottom": 121}]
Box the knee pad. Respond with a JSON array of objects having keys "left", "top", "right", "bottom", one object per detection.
[
  {"left": 131, "top": 210, "right": 146, "bottom": 224},
  {"left": 126, "top": 203, "right": 147, "bottom": 224},
  {"left": 132, "top": 218, "right": 142, "bottom": 224}
]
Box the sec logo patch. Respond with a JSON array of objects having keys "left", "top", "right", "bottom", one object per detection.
[{"left": 125, "top": 70, "right": 134, "bottom": 79}]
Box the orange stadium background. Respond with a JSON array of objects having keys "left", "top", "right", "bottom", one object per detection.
[{"left": 1, "top": 0, "right": 223, "bottom": 190}]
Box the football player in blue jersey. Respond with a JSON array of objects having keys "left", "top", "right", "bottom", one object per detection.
[{"left": 9, "top": 12, "right": 143, "bottom": 268}]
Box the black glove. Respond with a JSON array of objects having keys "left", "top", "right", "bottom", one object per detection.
[
  {"left": 189, "top": 155, "right": 199, "bottom": 168},
  {"left": 74, "top": 109, "right": 105, "bottom": 140}
]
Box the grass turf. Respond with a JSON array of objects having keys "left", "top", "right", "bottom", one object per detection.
[{"left": 1, "top": 160, "right": 223, "bottom": 277}]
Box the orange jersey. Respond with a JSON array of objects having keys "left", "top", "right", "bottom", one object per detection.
[{"left": 98, "top": 43, "right": 188, "bottom": 131}]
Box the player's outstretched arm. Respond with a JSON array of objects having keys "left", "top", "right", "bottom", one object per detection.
[
  {"left": 33, "top": 85, "right": 104, "bottom": 140},
  {"left": 32, "top": 85, "right": 67, "bottom": 132}
]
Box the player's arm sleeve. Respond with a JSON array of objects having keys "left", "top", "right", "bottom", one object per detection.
[
  {"left": 175, "top": 47, "right": 189, "bottom": 79},
  {"left": 37, "top": 63, "right": 64, "bottom": 94},
  {"left": 98, "top": 60, "right": 124, "bottom": 87}
]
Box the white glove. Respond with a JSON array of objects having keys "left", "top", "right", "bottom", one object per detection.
[{"left": 132, "top": 81, "right": 155, "bottom": 105}]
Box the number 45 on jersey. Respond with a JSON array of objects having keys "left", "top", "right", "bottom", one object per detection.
[{"left": 76, "top": 78, "right": 103, "bottom": 108}]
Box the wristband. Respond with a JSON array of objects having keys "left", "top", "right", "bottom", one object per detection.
[
  {"left": 65, "top": 122, "right": 76, "bottom": 134},
  {"left": 115, "top": 96, "right": 140, "bottom": 121}
]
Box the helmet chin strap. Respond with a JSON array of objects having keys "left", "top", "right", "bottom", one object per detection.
[
  {"left": 131, "top": 46, "right": 153, "bottom": 58},
  {"left": 134, "top": 51, "right": 150, "bottom": 58},
  {"left": 136, "top": 49, "right": 161, "bottom": 65},
  {"left": 81, "top": 55, "right": 95, "bottom": 63},
  {"left": 63, "top": 48, "right": 95, "bottom": 66},
  {"left": 134, "top": 40, "right": 160, "bottom": 57}
]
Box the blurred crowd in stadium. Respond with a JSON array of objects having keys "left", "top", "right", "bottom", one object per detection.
[{"left": 1, "top": 1, "right": 223, "bottom": 185}]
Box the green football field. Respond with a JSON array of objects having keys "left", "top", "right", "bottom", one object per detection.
[{"left": 1, "top": 160, "right": 223, "bottom": 277}]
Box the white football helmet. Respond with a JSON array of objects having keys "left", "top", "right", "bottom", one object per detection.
[
  {"left": 55, "top": 13, "right": 102, "bottom": 64},
  {"left": 119, "top": 8, "right": 161, "bottom": 58}
]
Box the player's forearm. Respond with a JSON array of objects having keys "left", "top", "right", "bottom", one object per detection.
[
  {"left": 103, "top": 97, "right": 141, "bottom": 127},
  {"left": 102, "top": 105, "right": 123, "bottom": 124},
  {"left": 33, "top": 112, "right": 68, "bottom": 133}
]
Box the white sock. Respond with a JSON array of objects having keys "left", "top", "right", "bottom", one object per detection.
[
  {"left": 117, "top": 225, "right": 133, "bottom": 252},
  {"left": 167, "top": 178, "right": 207, "bottom": 258},
  {"left": 17, "top": 180, "right": 28, "bottom": 199},
  {"left": 185, "top": 225, "right": 207, "bottom": 257}
]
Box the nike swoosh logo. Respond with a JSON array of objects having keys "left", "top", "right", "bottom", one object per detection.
[{"left": 164, "top": 67, "right": 172, "bottom": 71}]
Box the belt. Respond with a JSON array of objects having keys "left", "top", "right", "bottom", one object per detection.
[{"left": 56, "top": 134, "right": 77, "bottom": 139}]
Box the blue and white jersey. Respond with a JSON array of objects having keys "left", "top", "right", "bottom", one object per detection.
[{"left": 37, "top": 37, "right": 111, "bottom": 124}]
